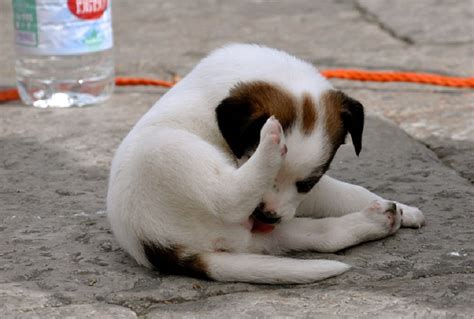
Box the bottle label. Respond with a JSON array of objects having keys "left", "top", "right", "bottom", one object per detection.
[{"left": 12, "top": 0, "right": 113, "bottom": 55}]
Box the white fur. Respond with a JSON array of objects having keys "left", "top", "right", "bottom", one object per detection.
[{"left": 107, "top": 44, "right": 425, "bottom": 284}]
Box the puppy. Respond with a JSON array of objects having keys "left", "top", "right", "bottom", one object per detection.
[{"left": 107, "top": 44, "right": 425, "bottom": 284}]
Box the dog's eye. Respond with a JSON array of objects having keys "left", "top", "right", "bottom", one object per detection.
[{"left": 295, "top": 176, "right": 320, "bottom": 193}]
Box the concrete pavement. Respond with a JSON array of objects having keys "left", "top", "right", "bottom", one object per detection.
[{"left": 0, "top": 1, "right": 473, "bottom": 317}]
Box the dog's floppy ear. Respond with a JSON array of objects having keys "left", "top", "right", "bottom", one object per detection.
[
  {"left": 340, "top": 94, "right": 364, "bottom": 156},
  {"left": 216, "top": 81, "right": 296, "bottom": 159},
  {"left": 216, "top": 96, "right": 268, "bottom": 158},
  {"left": 323, "top": 90, "right": 365, "bottom": 156}
]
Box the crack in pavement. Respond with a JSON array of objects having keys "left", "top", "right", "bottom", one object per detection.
[
  {"left": 107, "top": 286, "right": 281, "bottom": 317},
  {"left": 116, "top": 260, "right": 466, "bottom": 318},
  {"left": 108, "top": 277, "right": 343, "bottom": 317},
  {"left": 420, "top": 140, "right": 474, "bottom": 185},
  {"left": 376, "top": 116, "right": 474, "bottom": 186},
  {"left": 124, "top": 270, "right": 474, "bottom": 318},
  {"left": 353, "top": 0, "right": 414, "bottom": 45}
]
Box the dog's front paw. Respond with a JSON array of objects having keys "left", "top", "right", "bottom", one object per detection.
[
  {"left": 364, "top": 200, "right": 403, "bottom": 235},
  {"left": 396, "top": 202, "right": 425, "bottom": 228},
  {"left": 259, "top": 116, "right": 287, "bottom": 160}
]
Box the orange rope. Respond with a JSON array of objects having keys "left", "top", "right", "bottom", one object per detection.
[
  {"left": 0, "top": 88, "right": 20, "bottom": 102},
  {"left": 115, "top": 76, "right": 176, "bottom": 88},
  {"left": 1, "top": 70, "right": 473, "bottom": 103},
  {"left": 321, "top": 69, "right": 474, "bottom": 88}
]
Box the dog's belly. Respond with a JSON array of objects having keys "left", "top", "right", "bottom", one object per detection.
[{"left": 156, "top": 207, "right": 254, "bottom": 253}]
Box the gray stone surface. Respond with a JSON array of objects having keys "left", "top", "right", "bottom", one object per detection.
[
  {"left": 1, "top": 101, "right": 473, "bottom": 317},
  {"left": 144, "top": 286, "right": 467, "bottom": 318},
  {"left": 0, "top": 0, "right": 473, "bottom": 318},
  {"left": 357, "top": 0, "right": 474, "bottom": 44},
  {"left": 1, "top": 282, "right": 137, "bottom": 319}
]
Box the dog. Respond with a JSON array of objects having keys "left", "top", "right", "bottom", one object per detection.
[{"left": 107, "top": 44, "right": 425, "bottom": 284}]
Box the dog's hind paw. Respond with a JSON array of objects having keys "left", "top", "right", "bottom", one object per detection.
[
  {"left": 396, "top": 203, "right": 425, "bottom": 228},
  {"left": 260, "top": 116, "right": 287, "bottom": 157},
  {"left": 364, "top": 200, "right": 403, "bottom": 235}
]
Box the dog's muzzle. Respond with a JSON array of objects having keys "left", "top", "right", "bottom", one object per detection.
[{"left": 251, "top": 204, "right": 281, "bottom": 225}]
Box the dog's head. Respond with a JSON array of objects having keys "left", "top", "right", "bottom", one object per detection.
[{"left": 216, "top": 81, "right": 364, "bottom": 222}]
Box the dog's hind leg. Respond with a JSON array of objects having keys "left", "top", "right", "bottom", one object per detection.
[
  {"left": 296, "top": 175, "right": 425, "bottom": 228},
  {"left": 263, "top": 200, "right": 403, "bottom": 254},
  {"left": 199, "top": 252, "right": 349, "bottom": 284},
  {"left": 140, "top": 116, "right": 286, "bottom": 225}
]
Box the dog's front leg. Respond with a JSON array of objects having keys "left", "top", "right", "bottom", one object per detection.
[
  {"left": 256, "top": 200, "right": 403, "bottom": 254},
  {"left": 296, "top": 175, "right": 425, "bottom": 228}
]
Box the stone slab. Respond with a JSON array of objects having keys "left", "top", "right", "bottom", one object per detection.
[{"left": 1, "top": 92, "right": 473, "bottom": 316}]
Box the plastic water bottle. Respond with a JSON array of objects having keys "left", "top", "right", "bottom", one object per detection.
[{"left": 12, "top": 0, "right": 115, "bottom": 108}]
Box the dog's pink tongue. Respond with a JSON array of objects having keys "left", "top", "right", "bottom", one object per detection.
[{"left": 251, "top": 218, "right": 275, "bottom": 233}]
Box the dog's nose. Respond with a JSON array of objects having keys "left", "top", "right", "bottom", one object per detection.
[
  {"left": 251, "top": 206, "right": 281, "bottom": 224},
  {"left": 390, "top": 202, "right": 397, "bottom": 212}
]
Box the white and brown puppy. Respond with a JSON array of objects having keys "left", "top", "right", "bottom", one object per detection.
[{"left": 107, "top": 44, "right": 425, "bottom": 284}]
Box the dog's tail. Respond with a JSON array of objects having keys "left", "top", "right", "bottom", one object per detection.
[
  {"left": 142, "top": 242, "right": 349, "bottom": 284},
  {"left": 200, "top": 252, "right": 350, "bottom": 284}
]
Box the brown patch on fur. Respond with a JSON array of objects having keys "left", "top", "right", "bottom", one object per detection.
[
  {"left": 301, "top": 94, "right": 318, "bottom": 135},
  {"left": 321, "top": 90, "right": 346, "bottom": 146},
  {"left": 142, "top": 241, "right": 209, "bottom": 280},
  {"left": 229, "top": 81, "right": 297, "bottom": 130}
]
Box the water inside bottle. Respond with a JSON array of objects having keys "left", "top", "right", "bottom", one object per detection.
[{"left": 16, "top": 49, "right": 114, "bottom": 108}]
